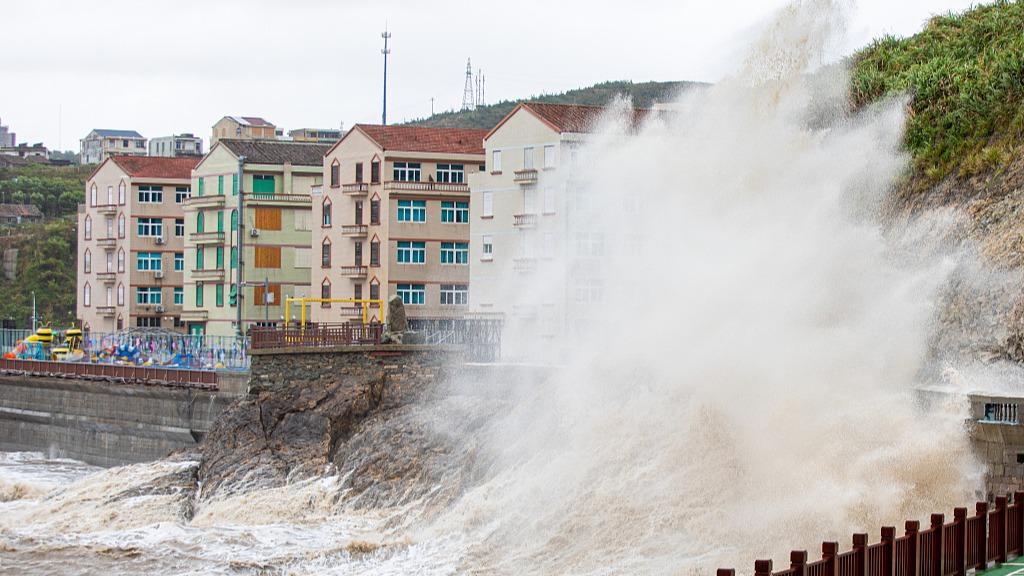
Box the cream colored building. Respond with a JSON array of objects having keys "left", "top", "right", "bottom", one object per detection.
[
  {"left": 211, "top": 116, "right": 278, "bottom": 145},
  {"left": 77, "top": 156, "right": 200, "bottom": 332},
  {"left": 469, "top": 102, "right": 649, "bottom": 344},
  {"left": 181, "top": 139, "right": 329, "bottom": 336},
  {"left": 288, "top": 128, "right": 342, "bottom": 143},
  {"left": 311, "top": 125, "right": 487, "bottom": 323},
  {"left": 79, "top": 129, "right": 147, "bottom": 165}
]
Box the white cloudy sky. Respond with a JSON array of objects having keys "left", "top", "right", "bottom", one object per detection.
[{"left": 2, "top": 0, "right": 976, "bottom": 152}]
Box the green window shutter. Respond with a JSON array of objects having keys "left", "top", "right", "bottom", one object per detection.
[
  {"left": 216, "top": 246, "right": 224, "bottom": 269},
  {"left": 231, "top": 209, "right": 238, "bottom": 231},
  {"left": 218, "top": 175, "right": 224, "bottom": 195},
  {"left": 217, "top": 211, "right": 224, "bottom": 233},
  {"left": 229, "top": 284, "right": 237, "bottom": 306},
  {"left": 232, "top": 174, "right": 239, "bottom": 196},
  {"left": 231, "top": 247, "right": 237, "bottom": 269},
  {"left": 198, "top": 177, "right": 204, "bottom": 197},
  {"left": 196, "top": 284, "right": 204, "bottom": 307},
  {"left": 196, "top": 246, "right": 204, "bottom": 269},
  {"left": 216, "top": 284, "right": 224, "bottom": 306},
  {"left": 197, "top": 212, "right": 204, "bottom": 233},
  {"left": 253, "top": 175, "right": 275, "bottom": 195}
]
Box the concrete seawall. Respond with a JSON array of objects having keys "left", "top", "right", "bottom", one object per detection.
[{"left": 0, "top": 375, "right": 241, "bottom": 467}]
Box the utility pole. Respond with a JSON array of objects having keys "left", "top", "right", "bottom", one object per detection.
[
  {"left": 430, "top": 97, "right": 435, "bottom": 116},
  {"left": 235, "top": 155, "right": 245, "bottom": 338},
  {"left": 31, "top": 291, "right": 36, "bottom": 332},
  {"left": 381, "top": 28, "right": 392, "bottom": 125}
]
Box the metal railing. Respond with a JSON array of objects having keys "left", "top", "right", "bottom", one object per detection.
[
  {"left": 249, "top": 323, "right": 384, "bottom": 350},
  {"left": 82, "top": 330, "right": 249, "bottom": 371},
  {"left": 0, "top": 358, "right": 218, "bottom": 389},
  {"left": 724, "top": 493, "right": 1024, "bottom": 576},
  {"left": 408, "top": 317, "right": 503, "bottom": 361}
]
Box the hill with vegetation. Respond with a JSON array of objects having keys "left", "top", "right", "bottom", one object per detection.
[{"left": 405, "top": 80, "right": 705, "bottom": 130}]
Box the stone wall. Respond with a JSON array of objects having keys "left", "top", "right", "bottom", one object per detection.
[
  {"left": 0, "top": 375, "right": 239, "bottom": 467},
  {"left": 968, "top": 393, "right": 1024, "bottom": 497}
]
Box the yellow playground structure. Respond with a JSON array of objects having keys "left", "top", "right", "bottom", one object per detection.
[
  {"left": 283, "top": 297, "right": 386, "bottom": 328},
  {"left": 4, "top": 327, "right": 85, "bottom": 362}
]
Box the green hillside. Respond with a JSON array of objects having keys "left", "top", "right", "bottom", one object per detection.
[{"left": 405, "top": 80, "right": 706, "bottom": 130}]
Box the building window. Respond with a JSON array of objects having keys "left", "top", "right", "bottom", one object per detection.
[
  {"left": 254, "top": 207, "right": 282, "bottom": 230},
  {"left": 397, "top": 241, "right": 426, "bottom": 264},
  {"left": 117, "top": 283, "right": 125, "bottom": 306},
  {"left": 397, "top": 200, "right": 426, "bottom": 222},
  {"left": 197, "top": 212, "right": 205, "bottom": 233},
  {"left": 370, "top": 240, "right": 380, "bottom": 266},
  {"left": 136, "top": 286, "right": 162, "bottom": 305},
  {"left": 107, "top": 186, "right": 113, "bottom": 205},
  {"left": 174, "top": 252, "right": 184, "bottom": 271},
  {"left": 482, "top": 235, "right": 493, "bottom": 260},
  {"left": 232, "top": 174, "right": 238, "bottom": 196},
  {"left": 174, "top": 287, "right": 183, "bottom": 305},
  {"left": 393, "top": 162, "right": 421, "bottom": 182},
  {"left": 369, "top": 281, "right": 380, "bottom": 301},
  {"left": 106, "top": 251, "right": 113, "bottom": 273},
  {"left": 330, "top": 161, "right": 340, "bottom": 187},
  {"left": 117, "top": 214, "right": 126, "bottom": 238},
  {"left": 441, "top": 201, "right": 469, "bottom": 223},
  {"left": 523, "top": 188, "right": 538, "bottom": 214},
  {"left": 354, "top": 283, "right": 363, "bottom": 300},
  {"left": 370, "top": 199, "right": 380, "bottom": 225},
  {"left": 354, "top": 241, "right": 363, "bottom": 265},
  {"left": 544, "top": 145, "right": 556, "bottom": 168},
  {"left": 218, "top": 175, "right": 224, "bottom": 195},
  {"left": 83, "top": 283, "right": 91, "bottom": 306},
  {"left": 543, "top": 187, "right": 556, "bottom": 214},
  {"left": 195, "top": 282, "right": 204, "bottom": 307},
  {"left": 253, "top": 174, "right": 275, "bottom": 195},
  {"left": 216, "top": 283, "right": 224, "bottom": 307},
  {"left": 482, "top": 192, "right": 493, "bottom": 217},
  {"left": 355, "top": 162, "right": 364, "bottom": 183},
  {"left": 90, "top": 185, "right": 97, "bottom": 206},
  {"left": 136, "top": 316, "right": 162, "bottom": 328},
  {"left": 231, "top": 247, "right": 237, "bottom": 269},
  {"left": 370, "top": 160, "right": 380, "bottom": 183},
  {"left": 397, "top": 284, "right": 425, "bottom": 305},
  {"left": 215, "top": 246, "right": 224, "bottom": 269},
  {"left": 322, "top": 199, "right": 332, "bottom": 227},
  {"left": 175, "top": 187, "right": 190, "bottom": 203},
  {"left": 83, "top": 249, "right": 92, "bottom": 273},
  {"left": 231, "top": 209, "right": 238, "bottom": 231},
  {"left": 436, "top": 164, "right": 465, "bottom": 184},
  {"left": 492, "top": 150, "right": 502, "bottom": 172},
  {"left": 84, "top": 215, "right": 92, "bottom": 239},
  {"left": 137, "top": 252, "right": 162, "bottom": 271},
  {"left": 440, "top": 242, "right": 469, "bottom": 264},
  {"left": 106, "top": 217, "right": 113, "bottom": 238},
  {"left": 217, "top": 211, "right": 224, "bottom": 233},
  {"left": 117, "top": 249, "right": 125, "bottom": 272},
  {"left": 118, "top": 181, "right": 126, "bottom": 204},
  {"left": 355, "top": 200, "right": 363, "bottom": 224},
  {"left": 254, "top": 246, "right": 282, "bottom": 268},
  {"left": 198, "top": 177, "right": 204, "bottom": 196},
  {"left": 138, "top": 185, "right": 163, "bottom": 203},
  {"left": 175, "top": 218, "right": 184, "bottom": 237},
  {"left": 321, "top": 239, "right": 331, "bottom": 267},
  {"left": 137, "top": 218, "right": 162, "bottom": 237},
  {"left": 196, "top": 246, "right": 204, "bottom": 269},
  {"left": 440, "top": 284, "right": 468, "bottom": 305},
  {"left": 523, "top": 147, "right": 534, "bottom": 169},
  {"left": 321, "top": 279, "right": 331, "bottom": 299}
]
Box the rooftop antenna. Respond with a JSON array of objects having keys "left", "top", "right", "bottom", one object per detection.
[
  {"left": 381, "top": 27, "right": 392, "bottom": 125},
  {"left": 462, "top": 58, "right": 475, "bottom": 111},
  {"left": 475, "top": 68, "right": 485, "bottom": 107}
]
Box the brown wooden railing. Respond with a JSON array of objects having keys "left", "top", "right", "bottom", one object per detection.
[
  {"left": 0, "top": 358, "right": 217, "bottom": 389},
  {"left": 725, "top": 493, "right": 1024, "bottom": 576},
  {"left": 249, "top": 324, "right": 383, "bottom": 350}
]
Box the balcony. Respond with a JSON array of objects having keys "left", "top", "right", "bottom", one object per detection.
[
  {"left": 191, "top": 268, "right": 226, "bottom": 281},
  {"left": 514, "top": 169, "right": 538, "bottom": 184},
  {"left": 96, "top": 306, "right": 116, "bottom": 318},
  {"left": 243, "top": 193, "right": 310, "bottom": 207},
  {"left": 96, "top": 236, "right": 117, "bottom": 249},
  {"left": 513, "top": 257, "right": 537, "bottom": 273},
  {"left": 513, "top": 214, "right": 538, "bottom": 228},
  {"left": 339, "top": 265, "right": 367, "bottom": 278},
  {"left": 338, "top": 305, "right": 364, "bottom": 318},
  {"left": 96, "top": 204, "right": 118, "bottom": 215},
  {"left": 383, "top": 181, "right": 469, "bottom": 195},
  {"left": 97, "top": 271, "right": 116, "bottom": 285},
  {"left": 180, "top": 309, "right": 208, "bottom": 322},
  {"left": 185, "top": 194, "right": 226, "bottom": 209},
  {"left": 341, "top": 224, "right": 367, "bottom": 237},
  {"left": 342, "top": 183, "right": 368, "bottom": 195},
  {"left": 189, "top": 231, "right": 225, "bottom": 245}
]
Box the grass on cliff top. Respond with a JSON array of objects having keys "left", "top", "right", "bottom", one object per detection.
[{"left": 850, "top": 0, "right": 1024, "bottom": 182}]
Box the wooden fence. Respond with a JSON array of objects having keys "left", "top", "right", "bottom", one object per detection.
[
  {"left": 0, "top": 358, "right": 218, "bottom": 389},
  {"left": 249, "top": 323, "right": 384, "bottom": 350},
  {"left": 721, "top": 494, "right": 1024, "bottom": 576}
]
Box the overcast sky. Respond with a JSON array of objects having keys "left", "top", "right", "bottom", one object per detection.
[{"left": 1, "top": 0, "right": 977, "bottom": 152}]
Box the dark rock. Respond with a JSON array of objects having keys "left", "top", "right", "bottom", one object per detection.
[{"left": 387, "top": 295, "right": 408, "bottom": 333}]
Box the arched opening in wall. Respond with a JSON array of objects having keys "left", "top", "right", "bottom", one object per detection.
[
  {"left": 321, "top": 278, "right": 331, "bottom": 306},
  {"left": 117, "top": 283, "right": 124, "bottom": 306},
  {"left": 117, "top": 248, "right": 125, "bottom": 273},
  {"left": 116, "top": 314, "right": 123, "bottom": 330},
  {"left": 118, "top": 180, "right": 126, "bottom": 205},
  {"left": 83, "top": 283, "right": 91, "bottom": 307},
  {"left": 84, "top": 215, "right": 92, "bottom": 240},
  {"left": 117, "top": 213, "right": 125, "bottom": 238},
  {"left": 322, "top": 198, "right": 332, "bottom": 227},
  {"left": 90, "top": 184, "right": 97, "bottom": 207},
  {"left": 84, "top": 248, "right": 92, "bottom": 273},
  {"left": 330, "top": 159, "right": 340, "bottom": 188},
  {"left": 321, "top": 238, "right": 331, "bottom": 268}
]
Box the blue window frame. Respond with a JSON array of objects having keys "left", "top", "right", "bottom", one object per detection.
[
  {"left": 136, "top": 252, "right": 162, "bottom": 271},
  {"left": 440, "top": 242, "right": 469, "bottom": 264},
  {"left": 441, "top": 201, "right": 469, "bottom": 223},
  {"left": 397, "top": 283, "right": 425, "bottom": 305},
  {"left": 396, "top": 241, "right": 425, "bottom": 264},
  {"left": 136, "top": 287, "right": 162, "bottom": 305},
  {"left": 397, "top": 200, "right": 426, "bottom": 222}
]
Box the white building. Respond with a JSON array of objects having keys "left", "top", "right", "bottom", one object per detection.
[
  {"left": 149, "top": 134, "right": 204, "bottom": 157},
  {"left": 80, "top": 129, "right": 147, "bottom": 164}
]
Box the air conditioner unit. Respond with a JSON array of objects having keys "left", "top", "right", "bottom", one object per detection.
[
  {"left": 155, "top": 237, "right": 165, "bottom": 245},
  {"left": 155, "top": 305, "right": 165, "bottom": 313},
  {"left": 250, "top": 228, "right": 260, "bottom": 237},
  {"left": 154, "top": 271, "right": 164, "bottom": 279}
]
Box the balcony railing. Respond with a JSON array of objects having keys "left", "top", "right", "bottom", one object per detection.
[
  {"left": 339, "top": 265, "right": 368, "bottom": 278},
  {"left": 513, "top": 213, "right": 538, "bottom": 228},
  {"left": 96, "top": 236, "right": 117, "bottom": 248},
  {"left": 189, "top": 231, "right": 225, "bottom": 244},
  {"left": 341, "top": 224, "right": 368, "bottom": 237},
  {"left": 185, "top": 194, "right": 226, "bottom": 208},
  {"left": 96, "top": 204, "right": 118, "bottom": 215},
  {"left": 514, "top": 169, "right": 538, "bottom": 184},
  {"left": 96, "top": 305, "right": 116, "bottom": 317},
  {"left": 97, "top": 271, "right": 117, "bottom": 285},
  {"left": 342, "top": 183, "right": 368, "bottom": 195},
  {"left": 513, "top": 257, "right": 537, "bottom": 273},
  {"left": 383, "top": 181, "right": 470, "bottom": 193},
  {"left": 180, "top": 309, "right": 208, "bottom": 321},
  {"left": 243, "top": 193, "right": 310, "bottom": 206},
  {"left": 191, "top": 268, "right": 226, "bottom": 281}
]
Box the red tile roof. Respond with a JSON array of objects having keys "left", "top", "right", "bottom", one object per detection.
[
  {"left": 109, "top": 155, "right": 200, "bottom": 179},
  {"left": 353, "top": 125, "right": 487, "bottom": 155},
  {"left": 486, "top": 102, "right": 652, "bottom": 140}
]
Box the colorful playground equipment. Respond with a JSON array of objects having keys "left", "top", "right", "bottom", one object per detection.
[{"left": 2, "top": 326, "right": 84, "bottom": 361}]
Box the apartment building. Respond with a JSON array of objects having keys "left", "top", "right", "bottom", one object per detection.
[
  {"left": 468, "top": 102, "right": 649, "bottom": 343},
  {"left": 77, "top": 156, "right": 200, "bottom": 332},
  {"left": 80, "top": 129, "right": 147, "bottom": 164},
  {"left": 0, "top": 118, "right": 15, "bottom": 147},
  {"left": 150, "top": 133, "right": 204, "bottom": 157},
  {"left": 211, "top": 117, "right": 278, "bottom": 145},
  {"left": 288, "top": 128, "right": 342, "bottom": 143},
  {"left": 181, "top": 139, "right": 329, "bottom": 336},
  {"left": 312, "top": 125, "right": 487, "bottom": 324}
]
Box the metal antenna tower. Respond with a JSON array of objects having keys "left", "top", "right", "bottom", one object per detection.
[
  {"left": 475, "top": 69, "right": 485, "bottom": 107},
  {"left": 462, "top": 58, "right": 475, "bottom": 111},
  {"left": 381, "top": 28, "right": 392, "bottom": 125}
]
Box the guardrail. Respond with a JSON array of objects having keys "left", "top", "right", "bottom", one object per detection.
[
  {"left": 723, "top": 493, "right": 1024, "bottom": 576},
  {"left": 249, "top": 324, "right": 383, "bottom": 350},
  {"left": 0, "top": 358, "right": 218, "bottom": 389}
]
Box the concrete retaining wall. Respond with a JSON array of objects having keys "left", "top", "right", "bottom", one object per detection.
[{"left": 0, "top": 375, "right": 239, "bottom": 467}]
